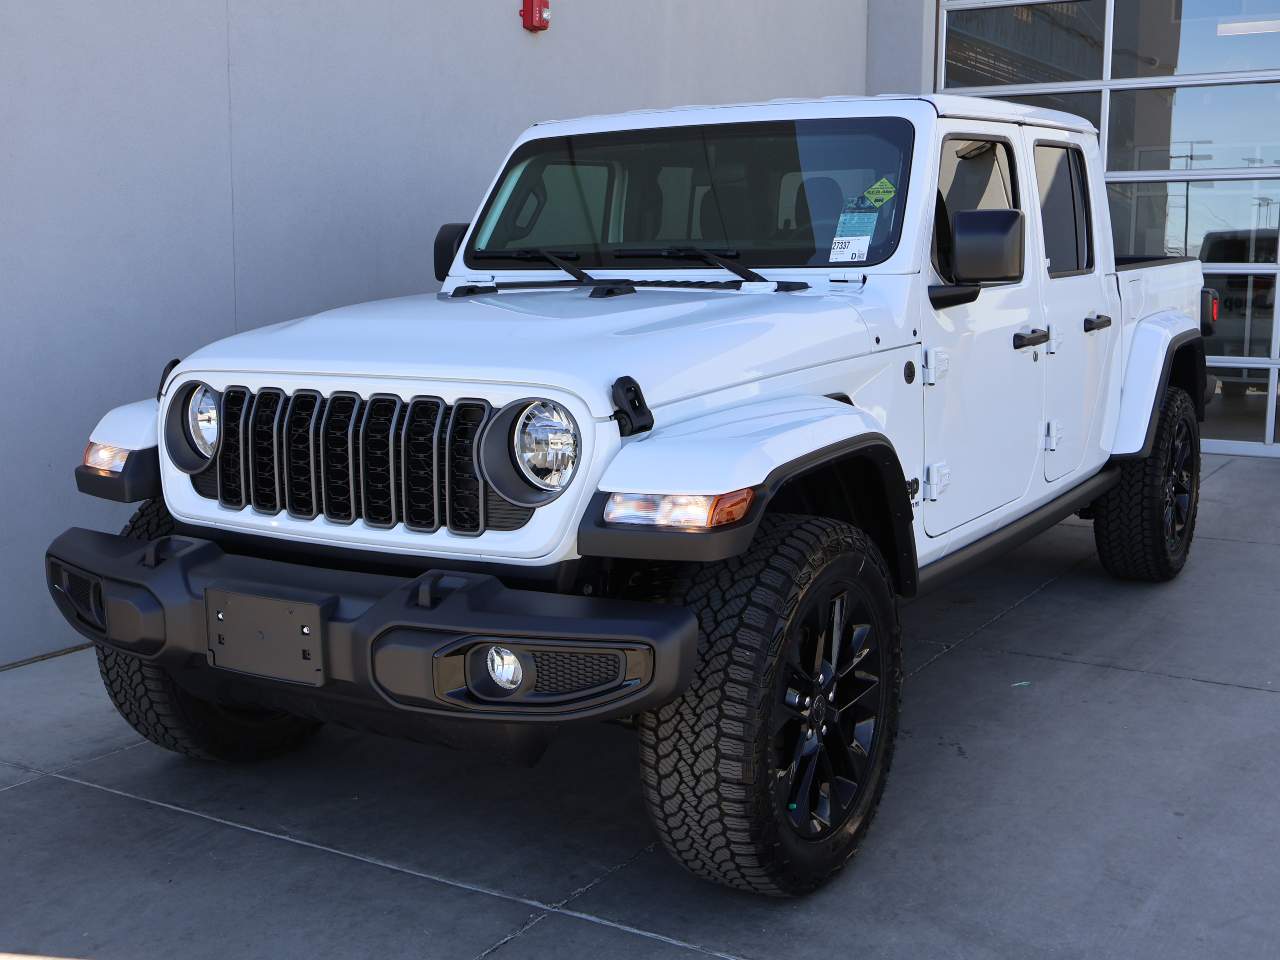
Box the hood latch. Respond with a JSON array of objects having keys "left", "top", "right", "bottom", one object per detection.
[{"left": 611, "top": 376, "right": 654, "bottom": 437}]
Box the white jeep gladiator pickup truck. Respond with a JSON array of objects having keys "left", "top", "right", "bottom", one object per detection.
[{"left": 48, "top": 94, "right": 1215, "bottom": 896}]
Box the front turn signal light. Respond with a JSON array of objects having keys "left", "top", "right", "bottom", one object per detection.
[
  {"left": 83, "top": 442, "right": 131, "bottom": 474},
  {"left": 603, "top": 488, "right": 755, "bottom": 529}
]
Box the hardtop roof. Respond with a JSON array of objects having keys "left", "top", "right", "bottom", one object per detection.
[{"left": 529, "top": 93, "right": 1096, "bottom": 137}]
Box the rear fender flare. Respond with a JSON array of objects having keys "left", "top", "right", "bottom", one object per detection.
[{"left": 1112, "top": 315, "right": 1205, "bottom": 460}]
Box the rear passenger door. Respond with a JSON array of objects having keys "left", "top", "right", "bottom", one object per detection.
[{"left": 1028, "top": 135, "right": 1116, "bottom": 482}]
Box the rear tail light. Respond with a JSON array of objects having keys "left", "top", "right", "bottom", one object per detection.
[{"left": 1200, "top": 287, "right": 1220, "bottom": 336}]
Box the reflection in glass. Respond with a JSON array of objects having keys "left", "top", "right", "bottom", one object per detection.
[
  {"left": 1203, "top": 367, "right": 1273, "bottom": 441},
  {"left": 1109, "top": 85, "right": 1280, "bottom": 171},
  {"left": 1275, "top": 377, "right": 1280, "bottom": 443},
  {"left": 945, "top": 0, "right": 1106, "bottom": 87},
  {"left": 1113, "top": 0, "right": 1280, "bottom": 79},
  {"left": 1108, "top": 180, "right": 1280, "bottom": 261},
  {"left": 1203, "top": 274, "right": 1276, "bottom": 358},
  {"left": 998, "top": 91, "right": 1103, "bottom": 129}
]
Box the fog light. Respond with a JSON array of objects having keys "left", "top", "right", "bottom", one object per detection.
[{"left": 486, "top": 646, "right": 523, "bottom": 690}]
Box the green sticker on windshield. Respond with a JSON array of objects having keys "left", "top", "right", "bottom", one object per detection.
[{"left": 863, "top": 177, "right": 897, "bottom": 208}]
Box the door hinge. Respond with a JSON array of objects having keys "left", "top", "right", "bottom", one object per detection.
[
  {"left": 1044, "top": 420, "right": 1063, "bottom": 452},
  {"left": 922, "top": 348, "right": 949, "bottom": 386},
  {"left": 923, "top": 462, "right": 951, "bottom": 501}
]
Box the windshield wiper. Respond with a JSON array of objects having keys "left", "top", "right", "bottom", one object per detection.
[
  {"left": 467, "top": 248, "right": 636, "bottom": 298},
  {"left": 612, "top": 246, "right": 769, "bottom": 283},
  {"left": 473, "top": 248, "right": 597, "bottom": 283}
]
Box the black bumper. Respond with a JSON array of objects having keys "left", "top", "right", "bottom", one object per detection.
[{"left": 46, "top": 528, "right": 697, "bottom": 728}]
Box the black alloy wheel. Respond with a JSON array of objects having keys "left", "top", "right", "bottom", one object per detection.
[
  {"left": 1092, "top": 385, "right": 1201, "bottom": 582},
  {"left": 773, "top": 584, "right": 886, "bottom": 839},
  {"left": 635, "top": 514, "right": 902, "bottom": 896},
  {"left": 1164, "top": 415, "right": 1196, "bottom": 552}
]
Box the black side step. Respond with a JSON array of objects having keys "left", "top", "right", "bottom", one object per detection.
[{"left": 916, "top": 466, "right": 1120, "bottom": 594}]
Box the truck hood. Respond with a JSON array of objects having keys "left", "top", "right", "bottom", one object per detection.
[{"left": 180, "top": 287, "right": 873, "bottom": 418}]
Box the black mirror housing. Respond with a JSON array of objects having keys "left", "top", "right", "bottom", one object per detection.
[
  {"left": 434, "top": 223, "right": 470, "bottom": 282},
  {"left": 951, "top": 209, "right": 1023, "bottom": 284}
]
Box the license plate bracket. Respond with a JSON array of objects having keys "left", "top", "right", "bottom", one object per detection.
[{"left": 204, "top": 586, "right": 336, "bottom": 686}]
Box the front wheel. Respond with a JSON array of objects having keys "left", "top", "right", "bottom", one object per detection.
[
  {"left": 96, "top": 500, "right": 322, "bottom": 761},
  {"left": 637, "top": 515, "right": 902, "bottom": 896}
]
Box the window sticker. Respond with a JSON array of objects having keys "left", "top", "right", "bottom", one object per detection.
[
  {"left": 829, "top": 198, "right": 879, "bottom": 263},
  {"left": 863, "top": 177, "right": 897, "bottom": 208}
]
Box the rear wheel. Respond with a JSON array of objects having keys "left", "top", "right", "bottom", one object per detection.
[
  {"left": 636, "top": 515, "right": 902, "bottom": 896},
  {"left": 96, "top": 500, "right": 321, "bottom": 761},
  {"left": 1093, "top": 386, "right": 1200, "bottom": 581}
]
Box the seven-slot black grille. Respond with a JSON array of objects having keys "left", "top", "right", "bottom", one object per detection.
[
  {"left": 191, "top": 387, "right": 532, "bottom": 535},
  {"left": 215, "top": 387, "right": 250, "bottom": 508},
  {"left": 445, "top": 401, "right": 490, "bottom": 535},
  {"left": 283, "top": 390, "right": 324, "bottom": 518},
  {"left": 402, "top": 398, "right": 445, "bottom": 531},
  {"left": 249, "top": 389, "right": 285, "bottom": 514},
  {"left": 360, "top": 395, "right": 402, "bottom": 528}
]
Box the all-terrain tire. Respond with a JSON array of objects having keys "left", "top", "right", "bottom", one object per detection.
[
  {"left": 96, "top": 500, "right": 321, "bottom": 761},
  {"left": 635, "top": 514, "right": 902, "bottom": 896},
  {"left": 1092, "top": 386, "right": 1200, "bottom": 582}
]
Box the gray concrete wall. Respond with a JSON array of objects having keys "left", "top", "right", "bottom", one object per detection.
[
  {"left": 866, "top": 0, "right": 936, "bottom": 95},
  {"left": 1, "top": 0, "right": 876, "bottom": 665}
]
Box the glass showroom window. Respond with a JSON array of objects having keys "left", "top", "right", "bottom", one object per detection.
[
  {"left": 943, "top": 0, "right": 1107, "bottom": 86},
  {"left": 940, "top": 0, "right": 1280, "bottom": 454},
  {"left": 1111, "top": 0, "right": 1280, "bottom": 79},
  {"left": 1108, "top": 83, "right": 1280, "bottom": 171}
]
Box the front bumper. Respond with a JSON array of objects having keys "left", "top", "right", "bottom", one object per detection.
[{"left": 46, "top": 528, "right": 697, "bottom": 728}]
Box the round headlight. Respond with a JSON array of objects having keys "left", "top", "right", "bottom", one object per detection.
[
  {"left": 186, "top": 384, "right": 221, "bottom": 459},
  {"left": 512, "top": 400, "right": 579, "bottom": 491}
]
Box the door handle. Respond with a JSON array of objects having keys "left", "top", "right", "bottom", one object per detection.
[
  {"left": 1084, "top": 314, "right": 1112, "bottom": 333},
  {"left": 1013, "top": 329, "right": 1050, "bottom": 349}
]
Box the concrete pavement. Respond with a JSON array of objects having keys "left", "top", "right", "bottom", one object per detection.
[{"left": 2, "top": 454, "right": 1277, "bottom": 959}]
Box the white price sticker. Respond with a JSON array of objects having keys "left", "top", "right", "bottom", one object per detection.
[{"left": 829, "top": 236, "right": 870, "bottom": 263}]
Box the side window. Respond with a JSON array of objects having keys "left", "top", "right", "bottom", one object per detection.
[
  {"left": 1033, "top": 144, "right": 1094, "bottom": 276},
  {"left": 938, "top": 139, "right": 1018, "bottom": 212},
  {"left": 934, "top": 138, "right": 1019, "bottom": 280}
]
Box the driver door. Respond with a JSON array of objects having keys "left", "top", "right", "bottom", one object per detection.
[{"left": 922, "top": 123, "right": 1045, "bottom": 538}]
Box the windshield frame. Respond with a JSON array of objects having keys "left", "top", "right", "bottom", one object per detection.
[{"left": 463, "top": 117, "right": 916, "bottom": 273}]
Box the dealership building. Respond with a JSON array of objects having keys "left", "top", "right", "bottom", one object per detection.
[
  {"left": 939, "top": 0, "right": 1280, "bottom": 455},
  {"left": 1, "top": 0, "right": 1275, "bottom": 665}
]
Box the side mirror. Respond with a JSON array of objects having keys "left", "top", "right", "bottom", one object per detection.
[
  {"left": 434, "top": 223, "right": 469, "bottom": 283},
  {"left": 951, "top": 209, "right": 1023, "bottom": 284}
]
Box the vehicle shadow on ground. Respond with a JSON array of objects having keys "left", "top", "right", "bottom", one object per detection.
[{"left": 23, "top": 532, "right": 1280, "bottom": 960}]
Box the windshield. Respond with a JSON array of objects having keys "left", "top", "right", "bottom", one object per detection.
[{"left": 466, "top": 118, "right": 914, "bottom": 271}]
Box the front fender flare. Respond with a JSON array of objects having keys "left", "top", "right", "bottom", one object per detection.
[
  {"left": 89, "top": 398, "right": 160, "bottom": 449},
  {"left": 578, "top": 396, "right": 917, "bottom": 593},
  {"left": 77, "top": 398, "right": 162, "bottom": 503}
]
